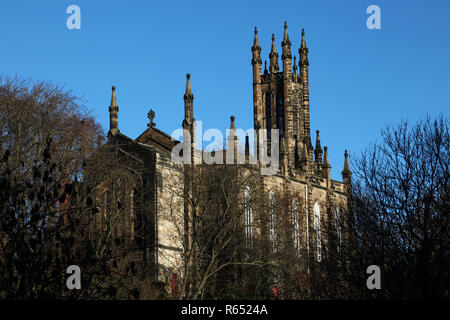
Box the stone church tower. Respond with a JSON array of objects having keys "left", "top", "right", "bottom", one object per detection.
[
  {"left": 98, "top": 22, "right": 352, "bottom": 293},
  {"left": 249, "top": 22, "right": 351, "bottom": 266}
]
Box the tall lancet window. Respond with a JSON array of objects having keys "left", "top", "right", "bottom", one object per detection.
[
  {"left": 269, "top": 190, "right": 277, "bottom": 252},
  {"left": 276, "top": 91, "right": 284, "bottom": 135},
  {"left": 292, "top": 198, "right": 300, "bottom": 255},
  {"left": 265, "top": 91, "right": 271, "bottom": 139},
  {"left": 244, "top": 186, "right": 253, "bottom": 247},
  {"left": 335, "top": 208, "right": 341, "bottom": 253},
  {"left": 313, "top": 202, "right": 322, "bottom": 262}
]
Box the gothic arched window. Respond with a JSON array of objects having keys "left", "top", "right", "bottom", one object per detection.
[
  {"left": 265, "top": 91, "right": 271, "bottom": 139},
  {"left": 276, "top": 91, "right": 284, "bottom": 135},
  {"left": 244, "top": 186, "right": 253, "bottom": 247},
  {"left": 313, "top": 202, "right": 321, "bottom": 262}
]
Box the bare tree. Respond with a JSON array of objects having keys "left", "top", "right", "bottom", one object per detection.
[
  {"left": 0, "top": 76, "right": 155, "bottom": 299},
  {"left": 350, "top": 114, "right": 449, "bottom": 299}
]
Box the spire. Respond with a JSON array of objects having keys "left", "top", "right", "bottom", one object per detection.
[
  {"left": 184, "top": 73, "right": 193, "bottom": 99},
  {"left": 281, "top": 21, "right": 292, "bottom": 61},
  {"left": 269, "top": 34, "right": 279, "bottom": 73},
  {"left": 108, "top": 86, "right": 119, "bottom": 136},
  {"left": 299, "top": 28, "right": 311, "bottom": 153},
  {"left": 111, "top": 85, "right": 117, "bottom": 107},
  {"left": 299, "top": 28, "right": 309, "bottom": 67},
  {"left": 342, "top": 149, "right": 352, "bottom": 185},
  {"left": 301, "top": 28, "right": 306, "bottom": 48},
  {"left": 323, "top": 146, "right": 331, "bottom": 167},
  {"left": 322, "top": 146, "right": 331, "bottom": 183},
  {"left": 283, "top": 21, "right": 289, "bottom": 42},
  {"left": 252, "top": 27, "right": 263, "bottom": 136},
  {"left": 264, "top": 60, "right": 268, "bottom": 75},
  {"left": 270, "top": 33, "right": 277, "bottom": 53},
  {"left": 182, "top": 74, "right": 195, "bottom": 165},
  {"left": 252, "top": 27, "right": 261, "bottom": 51},
  {"left": 183, "top": 73, "right": 194, "bottom": 126},
  {"left": 343, "top": 150, "right": 350, "bottom": 172},
  {"left": 314, "top": 130, "right": 323, "bottom": 163},
  {"left": 252, "top": 26, "right": 262, "bottom": 66}
]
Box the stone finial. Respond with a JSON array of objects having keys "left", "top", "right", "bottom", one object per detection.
[{"left": 147, "top": 109, "right": 156, "bottom": 127}]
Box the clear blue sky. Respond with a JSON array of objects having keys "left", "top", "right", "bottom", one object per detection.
[{"left": 1, "top": 0, "right": 449, "bottom": 180}]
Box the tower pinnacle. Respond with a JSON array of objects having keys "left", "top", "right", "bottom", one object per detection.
[
  {"left": 252, "top": 26, "right": 262, "bottom": 66},
  {"left": 108, "top": 86, "right": 119, "bottom": 136},
  {"left": 314, "top": 130, "right": 323, "bottom": 164},
  {"left": 183, "top": 73, "right": 194, "bottom": 126},
  {"left": 281, "top": 21, "right": 292, "bottom": 72},
  {"left": 299, "top": 28, "right": 309, "bottom": 67},
  {"left": 269, "top": 34, "right": 279, "bottom": 73},
  {"left": 342, "top": 150, "right": 352, "bottom": 185}
]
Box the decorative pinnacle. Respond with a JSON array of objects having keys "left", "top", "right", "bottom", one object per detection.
[
  {"left": 186, "top": 73, "right": 191, "bottom": 93},
  {"left": 147, "top": 109, "right": 156, "bottom": 127},
  {"left": 269, "top": 34, "right": 279, "bottom": 72},
  {"left": 252, "top": 26, "right": 261, "bottom": 50},
  {"left": 282, "top": 21, "right": 292, "bottom": 61},
  {"left": 184, "top": 73, "right": 193, "bottom": 100},
  {"left": 343, "top": 149, "right": 351, "bottom": 173},
  {"left": 301, "top": 28, "right": 306, "bottom": 48},
  {"left": 230, "top": 116, "right": 236, "bottom": 130},
  {"left": 271, "top": 33, "right": 276, "bottom": 50},
  {"left": 283, "top": 21, "right": 289, "bottom": 42},
  {"left": 111, "top": 86, "right": 117, "bottom": 106},
  {"left": 315, "top": 130, "right": 322, "bottom": 148},
  {"left": 323, "top": 146, "right": 331, "bottom": 167}
]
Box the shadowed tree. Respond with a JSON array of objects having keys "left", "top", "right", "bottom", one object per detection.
[{"left": 349, "top": 114, "right": 449, "bottom": 299}]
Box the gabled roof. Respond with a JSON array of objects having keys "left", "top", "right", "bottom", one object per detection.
[{"left": 135, "top": 126, "right": 179, "bottom": 155}]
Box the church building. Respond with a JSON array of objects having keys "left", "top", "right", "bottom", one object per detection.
[{"left": 100, "top": 23, "right": 352, "bottom": 292}]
